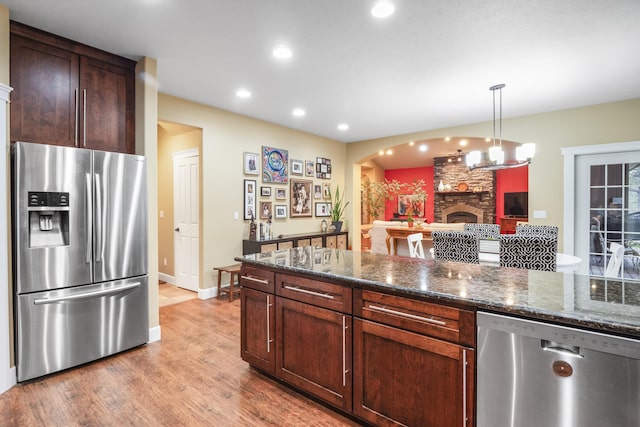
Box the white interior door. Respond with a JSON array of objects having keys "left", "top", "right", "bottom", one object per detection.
[{"left": 173, "top": 150, "right": 199, "bottom": 291}]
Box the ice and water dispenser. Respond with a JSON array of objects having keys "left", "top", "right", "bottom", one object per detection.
[{"left": 28, "top": 191, "right": 70, "bottom": 247}]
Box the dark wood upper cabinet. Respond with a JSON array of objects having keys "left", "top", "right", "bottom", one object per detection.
[{"left": 9, "top": 22, "right": 136, "bottom": 154}]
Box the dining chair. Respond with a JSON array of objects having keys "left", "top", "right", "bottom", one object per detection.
[
  {"left": 499, "top": 235, "right": 557, "bottom": 271},
  {"left": 605, "top": 242, "right": 625, "bottom": 278},
  {"left": 432, "top": 230, "right": 479, "bottom": 263},
  {"left": 515, "top": 224, "right": 559, "bottom": 239},
  {"left": 407, "top": 232, "right": 425, "bottom": 258},
  {"left": 464, "top": 223, "right": 501, "bottom": 239}
]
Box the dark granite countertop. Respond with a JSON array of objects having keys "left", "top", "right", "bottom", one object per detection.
[{"left": 236, "top": 246, "right": 640, "bottom": 338}]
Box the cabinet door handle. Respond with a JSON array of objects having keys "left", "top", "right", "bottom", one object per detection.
[
  {"left": 342, "top": 316, "right": 348, "bottom": 387},
  {"left": 241, "top": 275, "right": 269, "bottom": 286},
  {"left": 74, "top": 89, "right": 79, "bottom": 147},
  {"left": 462, "top": 349, "right": 467, "bottom": 427},
  {"left": 367, "top": 304, "right": 446, "bottom": 326},
  {"left": 283, "top": 285, "right": 335, "bottom": 300},
  {"left": 266, "top": 295, "right": 273, "bottom": 353},
  {"left": 82, "top": 89, "right": 87, "bottom": 147}
]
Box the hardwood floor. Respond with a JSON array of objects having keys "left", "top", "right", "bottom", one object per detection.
[
  {"left": 0, "top": 298, "right": 362, "bottom": 426},
  {"left": 158, "top": 281, "right": 197, "bottom": 307}
]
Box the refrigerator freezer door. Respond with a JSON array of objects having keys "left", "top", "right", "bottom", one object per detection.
[
  {"left": 16, "top": 275, "right": 149, "bottom": 382},
  {"left": 12, "top": 142, "right": 93, "bottom": 294},
  {"left": 92, "top": 150, "right": 148, "bottom": 283}
]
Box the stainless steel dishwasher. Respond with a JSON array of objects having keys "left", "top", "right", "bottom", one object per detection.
[{"left": 477, "top": 311, "right": 640, "bottom": 427}]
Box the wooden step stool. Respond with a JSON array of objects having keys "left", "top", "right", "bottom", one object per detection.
[{"left": 214, "top": 264, "right": 242, "bottom": 301}]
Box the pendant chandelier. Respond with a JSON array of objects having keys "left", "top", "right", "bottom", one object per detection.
[{"left": 466, "top": 84, "right": 535, "bottom": 170}]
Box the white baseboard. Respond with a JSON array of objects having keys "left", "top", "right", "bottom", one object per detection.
[
  {"left": 0, "top": 365, "right": 16, "bottom": 395},
  {"left": 148, "top": 325, "right": 161, "bottom": 343},
  {"left": 198, "top": 287, "right": 217, "bottom": 300},
  {"left": 158, "top": 272, "right": 175, "bottom": 285}
]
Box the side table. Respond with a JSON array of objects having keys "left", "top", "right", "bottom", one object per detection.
[{"left": 214, "top": 264, "right": 241, "bottom": 302}]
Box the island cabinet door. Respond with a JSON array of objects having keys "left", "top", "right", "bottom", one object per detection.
[
  {"left": 276, "top": 297, "right": 352, "bottom": 412},
  {"left": 240, "top": 288, "right": 275, "bottom": 374},
  {"left": 353, "top": 318, "right": 474, "bottom": 427}
]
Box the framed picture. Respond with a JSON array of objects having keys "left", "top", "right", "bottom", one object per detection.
[
  {"left": 290, "top": 178, "right": 313, "bottom": 217},
  {"left": 260, "top": 186, "right": 271, "bottom": 197},
  {"left": 305, "top": 160, "right": 314, "bottom": 177},
  {"left": 323, "top": 183, "right": 331, "bottom": 200},
  {"left": 397, "top": 194, "right": 425, "bottom": 218},
  {"left": 243, "top": 179, "right": 257, "bottom": 220},
  {"left": 274, "top": 204, "right": 288, "bottom": 219},
  {"left": 291, "top": 159, "right": 304, "bottom": 175},
  {"left": 314, "top": 184, "right": 322, "bottom": 199},
  {"left": 275, "top": 188, "right": 287, "bottom": 200},
  {"left": 260, "top": 201, "right": 272, "bottom": 219},
  {"left": 315, "top": 202, "right": 332, "bottom": 217},
  {"left": 262, "top": 146, "right": 289, "bottom": 183},
  {"left": 315, "top": 157, "right": 331, "bottom": 179},
  {"left": 243, "top": 152, "right": 259, "bottom": 175}
]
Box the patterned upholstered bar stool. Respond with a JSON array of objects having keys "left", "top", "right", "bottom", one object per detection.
[
  {"left": 464, "top": 223, "right": 501, "bottom": 239},
  {"left": 432, "top": 231, "right": 479, "bottom": 264},
  {"left": 499, "top": 235, "right": 557, "bottom": 271},
  {"left": 515, "top": 224, "right": 559, "bottom": 239}
]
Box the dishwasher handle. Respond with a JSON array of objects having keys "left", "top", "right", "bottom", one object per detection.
[{"left": 541, "top": 339, "right": 584, "bottom": 357}]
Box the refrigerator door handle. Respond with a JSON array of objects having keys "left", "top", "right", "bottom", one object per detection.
[
  {"left": 85, "top": 173, "right": 92, "bottom": 263},
  {"left": 95, "top": 173, "right": 103, "bottom": 263},
  {"left": 33, "top": 282, "right": 141, "bottom": 305}
]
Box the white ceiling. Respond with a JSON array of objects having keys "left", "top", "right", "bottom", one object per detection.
[{"left": 3, "top": 0, "right": 640, "bottom": 147}]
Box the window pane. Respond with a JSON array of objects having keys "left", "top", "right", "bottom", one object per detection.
[
  {"left": 590, "top": 188, "right": 605, "bottom": 208},
  {"left": 591, "top": 165, "right": 605, "bottom": 186},
  {"left": 608, "top": 164, "right": 623, "bottom": 185},
  {"left": 608, "top": 187, "right": 623, "bottom": 208}
]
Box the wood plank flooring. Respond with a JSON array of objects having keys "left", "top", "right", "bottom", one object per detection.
[{"left": 0, "top": 298, "right": 362, "bottom": 426}]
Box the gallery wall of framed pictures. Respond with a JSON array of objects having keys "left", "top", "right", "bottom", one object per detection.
[{"left": 242, "top": 146, "right": 336, "bottom": 222}]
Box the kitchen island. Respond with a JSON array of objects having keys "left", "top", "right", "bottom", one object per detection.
[{"left": 236, "top": 247, "right": 640, "bottom": 427}]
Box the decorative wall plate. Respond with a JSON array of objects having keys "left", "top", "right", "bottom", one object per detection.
[{"left": 457, "top": 182, "right": 469, "bottom": 192}]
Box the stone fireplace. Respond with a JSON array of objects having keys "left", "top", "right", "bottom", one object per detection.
[
  {"left": 433, "top": 156, "right": 496, "bottom": 224},
  {"left": 442, "top": 202, "right": 484, "bottom": 223}
]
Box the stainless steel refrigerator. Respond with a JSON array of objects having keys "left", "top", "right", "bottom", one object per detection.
[{"left": 12, "top": 141, "right": 149, "bottom": 382}]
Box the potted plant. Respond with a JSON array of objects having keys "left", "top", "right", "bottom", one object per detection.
[
  {"left": 330, "top": 186, "right": 350, "bottom": 232},
  {"left": 361, "top": 178, "right": 403, "bottom": 221}
]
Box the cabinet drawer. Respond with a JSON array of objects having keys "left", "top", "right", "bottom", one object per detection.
[
  {"left": 297, "top": 238, "right": 311, "bottom": 247},
  {"left": 326, "top": 236, "right": 337, "bottom": 248},
  {"left": 276, "top": 273, "right": 352, "bottom": 314},
  {"left": 240, "top": 265, "right": 275, "bottom": 293},
  {"left": 260, "top": 243, "right": 278, "bottom": 253},
  {"left": 354, "top": 289, "right": 475, "bottom": 346},
  {"left": 278, "top": 241, "right": 293, "bottom": 250},
  {"left": 311, "top": 237, "right": 323, "bottom": 247},
  {"left": 337, "top": 234, "right": 347, "bottom": 249}
]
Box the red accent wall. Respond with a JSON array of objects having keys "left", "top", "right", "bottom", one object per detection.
[
  {"left": 383, "top": 165, "right": 528, "bottom": 224},
  {"left": 385, "top": 167, "right": 435, "bottom": 222},
  {"left": 496, "top": 166, "right": 529, "bottom": 221}
]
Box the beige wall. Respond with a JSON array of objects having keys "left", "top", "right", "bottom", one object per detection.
[
  {"left": 134, "top": 57, "right": 159, "bottom": 331},
  {"left": 346, "top": 99, "right": 640, "bottom": 251},
  {"left": 157, "top": 123, "right": 202, "bottom": 280},
  {"left": 158, "top": 94, "right": 347, "bottom": 290}
]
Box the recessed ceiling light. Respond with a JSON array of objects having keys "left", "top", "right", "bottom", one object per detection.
[
  {"left": 337, "top": 123, "right": 349, "bottom": 131},
  {"left": 459, "top": 139, "right": 468, "bottom": 146},
  {"left": 371, "top": 1, "right": 395, "bottom": 18},
  {"left": 419, "top": 144, "right": 428, "bottom": 152},
  {"left": 273, "top": 45, "right": 292, "bottom": 59},
  {"left": 445, "top": 137, "right": 451, "bottom": 142},
  {"left": 379, "top": 150, "right": 385, "bottom": 156},
  {"left": 292, "top": 108, "right": 305, "bottom": 117},
  {"left": 408, "top": 141, "right": 414, "bottom": 146},
  {"left": 485, "top": 137, "right": 492, "bottom": 142},
  {"left": 236, "top": 89, "right": 251, "bottom": 98},
  {"left": 386, "top": 149, "right": 393, "bottom": 155}
]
